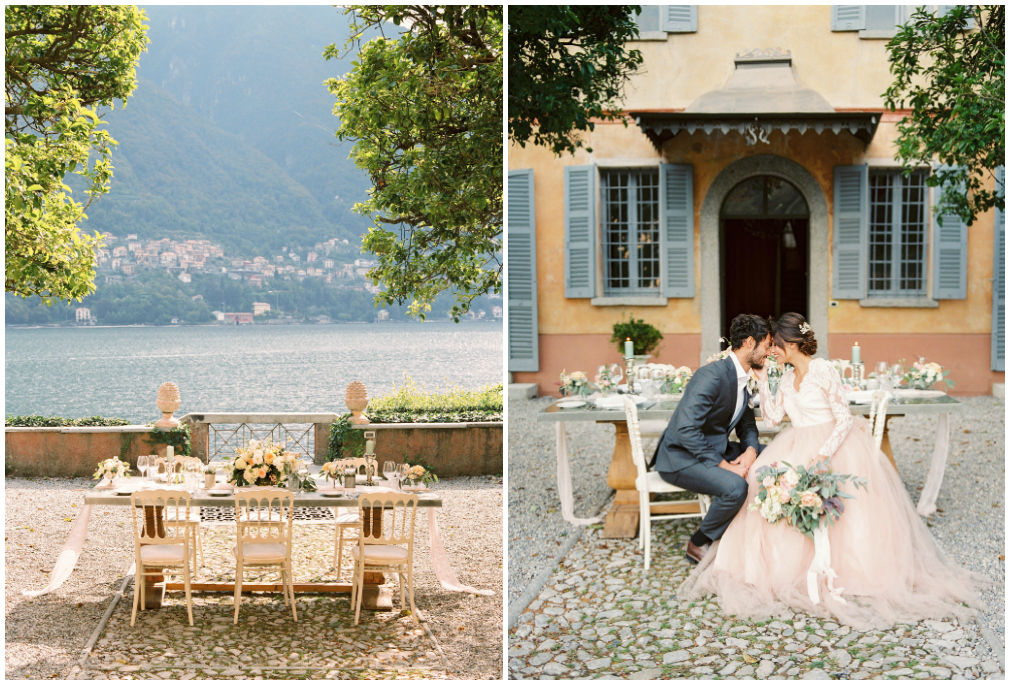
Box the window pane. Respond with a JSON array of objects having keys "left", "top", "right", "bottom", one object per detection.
[
  {"left": 603, "top": 169, "right": 661, "bottom": 294},
  {"left": 766, "top": 177, "right": 809, "bottom": 216},
  {"left": 634, "top": 5, "right": 661, "bottom": 33},
  {"left": 722, "top": 177, "right": 764, "bottom": 216},
  {"left": 604, "top": 171, "right": 630, "bottom": 290},
  {"left": 868, "top": 173, "right": 894, "bottom": 293},
  {"left": 637, "top": 170, "right": 660, "bottom": 289},
  {"left": 899, "top": 171, "right": 926, "bottom": 293}
]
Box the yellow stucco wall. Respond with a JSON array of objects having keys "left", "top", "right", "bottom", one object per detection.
[{"left": 508, "top": 6, "right": 1000, "bottom": 339}]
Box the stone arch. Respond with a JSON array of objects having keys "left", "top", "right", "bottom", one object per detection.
[{"left": 699, "top": 154, "right": 829, "bottom": 361}]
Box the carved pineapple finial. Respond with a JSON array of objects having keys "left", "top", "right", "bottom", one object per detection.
[
  {"left": 345, "top": 381, "right": 370, "bottom": 425},
  {"left": 155, "top": 382, "right": 181, "bottom": 428}
]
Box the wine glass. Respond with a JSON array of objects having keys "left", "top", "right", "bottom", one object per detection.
[
  {"left": 608, "top": 363, "right": 624, "bottom": 387},
  {"left": 137, "top": 455, "right": 148, "bottom": 483},
  {"left": 383, "top": 461, "right": 396, "bottom": 482},
  {"left": 397, "top": 463, "right": 410, "bottom": 490}
]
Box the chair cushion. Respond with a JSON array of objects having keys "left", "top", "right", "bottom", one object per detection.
[
  {"left": 140, "top": 544, "right": 185, "bottom": 564},
  {"left": 234, "top": 542, "right": 288, "bottom": 561},
  {"left": 638, "top": 470, "right": 687, "bottom": 494},
  {"left": 335, "top": 512, "right": 359, "bottom": 525},
  {"left": 349, "top": 544, "right": 408, "bottom": 564}
]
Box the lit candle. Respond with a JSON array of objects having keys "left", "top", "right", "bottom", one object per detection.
[
  {"left": 852, "top": 342, "right": 861, "bottom": 364},
  {"left": 625, "top": 338, "right": 634, "bottom": 358},
  {"left": 365, "top": 439, "right": 375, "bottom": 454}
]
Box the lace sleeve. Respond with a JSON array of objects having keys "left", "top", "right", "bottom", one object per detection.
[
  {"left": 758, "top": 368, "right": 787, "bottom": 428},
  {"left": 811, "top": 359, "right": 853, "bottom": 458}
]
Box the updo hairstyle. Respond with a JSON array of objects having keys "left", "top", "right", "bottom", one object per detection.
[{"left": 772, "top": 312, "right": 818, "bottom": 356}]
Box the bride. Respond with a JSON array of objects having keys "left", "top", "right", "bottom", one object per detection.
[{"left": 681, "top": 312, "right": 986, "bottom": 630}]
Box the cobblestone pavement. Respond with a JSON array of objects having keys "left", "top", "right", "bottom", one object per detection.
[
  {"left": 508, "top": 397, "right": 1004, "bottom": 679},
  {"left": 6, "top": 477, "right": 502, "bottom": 680}
]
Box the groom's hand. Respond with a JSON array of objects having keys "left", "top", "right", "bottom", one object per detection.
[
  {"left": 718, "top": 460, "right": 748, "bottom": 478},
  {"left": 728, "top": 446, "right": 758, "bottom": 474}
]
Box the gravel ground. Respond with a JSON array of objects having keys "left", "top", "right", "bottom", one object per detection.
[
  {"left": 5, "top": 476, "right": 503, "bottom": 680},
  {"left": 507, "top": 395, "right": 1005, "bottom": 678}
]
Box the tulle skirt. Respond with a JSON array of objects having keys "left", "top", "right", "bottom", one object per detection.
[{"left": 680, "top": 417, "right": 987, "bottom": 630}]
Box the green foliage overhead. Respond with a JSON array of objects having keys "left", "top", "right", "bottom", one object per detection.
[
  {"left": 884, "top": 5, "right": 1005, "bottom": 226},
  {"left": 5, "top": 5, "right": 149, "bottom": 303},
  {"left": 508, "top": 6, "right": 643, "bottom": 156},
  {"left": 611, "top": 314, "right": 664, "bottom": 356},
  {"left": 326, "top": 6, "right": 503, "bottom": 321}
]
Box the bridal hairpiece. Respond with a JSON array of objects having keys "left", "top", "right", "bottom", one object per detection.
[{"left": 799, "top": 322, "right": 812, "bottom": 335}]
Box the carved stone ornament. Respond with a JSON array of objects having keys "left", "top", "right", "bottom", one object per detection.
[
  {"left": 735, "top": 47, "right": 791, "bottom": 62},
  {"left": 345, "top": 381, "right": 370, "bottom": 425},
  {"left": 155, "top": 382, "right": 181, "bottom": 428}
]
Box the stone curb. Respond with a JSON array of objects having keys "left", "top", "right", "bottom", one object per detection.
[{"left": 507, "top": 495, "right": 612, "bottom": 629}]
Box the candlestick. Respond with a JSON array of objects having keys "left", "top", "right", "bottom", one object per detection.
[
  {"left": 624, "top": 338, "right": 634, "bottom": 358},
  {"left": 852, "top": 342, "right": 861, "bottom": 364}
]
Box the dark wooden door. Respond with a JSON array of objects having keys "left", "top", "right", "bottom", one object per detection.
[{"left": 722, "top": 218, "right": 808, "bottom": 337}]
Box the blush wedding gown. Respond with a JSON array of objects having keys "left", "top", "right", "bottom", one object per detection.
[{"left": 680, "top": 357, "right": 986, "bottom": 630}]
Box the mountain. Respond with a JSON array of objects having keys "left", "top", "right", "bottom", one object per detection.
[{"left": 79, "top": 5, "right": 377, "bottom": 254}]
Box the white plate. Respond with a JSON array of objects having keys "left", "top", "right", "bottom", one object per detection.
[
  {"left": 208, "top": 490, "right": 231, "bottom": 497},
  {"left": 556, "top": 399, "right": 586, "bottom": 409},
  {"left": 402, "top": 485, "right": 431, "bottom": 492},
  {"left": 320, "top": 490, "right": 346, "bottom": 497}
]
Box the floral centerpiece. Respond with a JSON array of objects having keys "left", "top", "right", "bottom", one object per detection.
[
  {"left": 643, "top": 363, "right": 693, "bottom": 395},
  {"left": 320, "top": 461, "right": 344, "bottom": 487},
  {"left": 404, "top": 464, "right": 438, "bottom": 488},
  {"left": 93, "top": 456, "right": 130, "bottom": 483},
  {"left": 594, "top": 366, "right": 620, "bottom": 396},
  {"left": 228, "top": 438, "right": 294, "bottom": 488},
  {"left": 902, "top": 357, "right": 954, "bottom": 391},
  {"left": 559, "top": 370, "right": 592, "bottom": 399},
  {"left": 749, "top": 459, "right": 867, "bottom": 536}
]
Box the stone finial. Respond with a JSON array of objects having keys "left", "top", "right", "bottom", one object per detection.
[
  {"left": 345, "top": 381, "right": 370, "bottom": 425},
  {"left": 155, "top": 382, "right": 181, "bottom": 428}
]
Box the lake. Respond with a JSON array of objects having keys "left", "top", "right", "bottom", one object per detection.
[{"left": 4, "top": 322, "right": 502, "bottom": 422}]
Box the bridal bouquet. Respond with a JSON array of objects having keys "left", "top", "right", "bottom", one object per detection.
[
  {"left": 749, "top": 459, "right": 867, "bottom": 538},
  {"left": 559, "top": 370, "right": 591, "bottom": 398},
  {"left": 902, "top": 357, "right": 954, "bottom": 391}
]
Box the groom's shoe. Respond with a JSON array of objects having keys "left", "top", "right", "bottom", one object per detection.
[{"left": 685, "top": 540, "right": 711, "bottom": 565}]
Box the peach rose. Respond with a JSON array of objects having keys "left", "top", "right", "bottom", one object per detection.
[
  {"left": 778, "top": 488, "right": 792, "bottom": 503},
  {"left": 800, "top": 491, "right": 822, "bottom": 508}
]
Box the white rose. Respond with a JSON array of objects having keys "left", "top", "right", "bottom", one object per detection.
[
  {"left": 762, "top": 475, "right": 776, "bottom": 488},
  {"left": 783, "top": 469, "right": 800, "bottom": 488},
  {"left": 235, "top": 457, "right": 248, "bottom": 469},
  {"left": 252, "top": 454, "right": 263, "bottom": 465}
]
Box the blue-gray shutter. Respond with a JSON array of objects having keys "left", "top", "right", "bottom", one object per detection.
[
  {"left": 660, "top": 163, "right": 695, "bottom": 298},
  {"left": 832, "top": 165, "right": 868, "bottom": 299},
  {"left": 564, "top": 165, "right": 596, "bottom": 298},
  {"left": 932, "top": 164, "right": 968, "bottom": 299},
  {"left": 992, "top": 166, "right": 1005, "bottom": 371},
  {"left": 831, "top": 5, "right": 865, "bottom": 30},
  {"left": 662, "top": 5, "right": 697, "bottom": 32},
  {"left": 508, "top": 169, "right": 539, "bottom": 372},
  {"left": 939, "top": 5, "right": 975, "bottom": 29}
]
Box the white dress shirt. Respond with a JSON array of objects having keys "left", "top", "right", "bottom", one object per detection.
[{"left": 728, "top": 350, "right": 750, "bottom": 426}]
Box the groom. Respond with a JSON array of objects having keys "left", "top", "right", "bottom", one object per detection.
[{"left": 651, "top": 314, "right": 773, "bottom": 564}]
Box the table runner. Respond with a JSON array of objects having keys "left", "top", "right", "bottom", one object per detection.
[
  {"left": 23, "top": 490, "right": 492, "bottom": 598},
  {"left": 555, "top": 423, "right": 603, "bottom": 526}
]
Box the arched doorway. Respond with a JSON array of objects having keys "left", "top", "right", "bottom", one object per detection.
[{"left": 720, "top": 176, "right": 810, "bottom": 338}]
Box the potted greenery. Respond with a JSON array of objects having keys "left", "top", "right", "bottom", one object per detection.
[{"left": 611, "top": 315, "right": 664, "bottom": 359}]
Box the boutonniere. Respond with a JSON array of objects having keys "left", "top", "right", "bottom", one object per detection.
[{"left": 747, "top": 370, "right": 760, "bottom": 395}]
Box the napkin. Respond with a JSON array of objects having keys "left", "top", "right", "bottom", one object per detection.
[
  {"left": 893, "top": 389, "right": 945, "bottom": 399},
  {"left": 593, "top": 394, "right": 648, "bottom": 409},
  {"left": 845, "top": 390, "right": 876, "bottom": 404}
]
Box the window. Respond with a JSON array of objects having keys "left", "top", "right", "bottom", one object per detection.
[
  {"left": 867, "top": 170, "right": 928, "bottom": 296},
  {"left": 602, "top": 169, "right": 661, "bottom": 295},
  {"left": 830, "top": 5, "right": 917, "bottom": 38},
  {"left": 632, "top": 5, "right": 697, "bottom": 39}
]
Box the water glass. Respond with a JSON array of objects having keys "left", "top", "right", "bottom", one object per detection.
[
  {"left": 383, "top": 461, "right": 396, "bottom": 482},
  {"left": 137, "top": 455, "right": 148, "bottom": 483}
]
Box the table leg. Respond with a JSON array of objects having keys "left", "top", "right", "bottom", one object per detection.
[
  {"left": 359, "top": 504, "right": 392, "bottom": 611},
  {"left": 601, "top": 422, "right": 641, "bottom": 539},
  {"left": 880, "top": 417, "right": 897, "bottom": 471}
]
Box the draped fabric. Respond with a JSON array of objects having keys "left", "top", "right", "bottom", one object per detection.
[{"left": 555, "top": 423, "right": 604, "bottom": 526}]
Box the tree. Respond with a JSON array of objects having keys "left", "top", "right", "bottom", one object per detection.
[
  {"left": 5, "top": 5, "right": 149, "bottom": 302},
  {"left": 326, "top": 6, "right": 502, "bottom": 321},
  {"left": 508, "top": 6, "right": 643, "bottom": 156},
  {"left": 884, "top": 5, "right": 1004, "bottom": 226}
]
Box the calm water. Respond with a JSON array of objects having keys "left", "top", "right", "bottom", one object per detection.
[{"left": 5, "top": 323, "right": 502, "bottom": 422}]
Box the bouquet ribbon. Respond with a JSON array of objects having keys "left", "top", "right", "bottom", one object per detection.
[{"left": 807, "top": 525, "right": 846, "bottom": 605}]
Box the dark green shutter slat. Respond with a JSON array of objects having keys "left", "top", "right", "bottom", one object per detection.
[
  {"left": 993, "top": 166, "right": 1005, "bottom": 371},
  {"left": 831, "top": 5, "right": 865, "bottom": 30},
  {"left": 564, "top": 165, "right": 596, "bottom": 298},
  {"left": 660, "top": 163, "right": 694, "bottom": 298},
  {"left": 508, "top": 169, "right": 539, "bottom": 372},
  {"left": 662, "top": 5, "right": 697, "bottom": 32},
  {"left": 932, "top": 164, "right": 968, "bottom": 300},
  {"left": 832, "top": 165, "right": 868, "bottom": 299}
]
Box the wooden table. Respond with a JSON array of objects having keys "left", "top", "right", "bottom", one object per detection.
[
  {"left": 537, "top": 393, "right": 962, "bottom": 539},
  {"left": 85, "top": 481, "right": 441, "bottom": 612}
]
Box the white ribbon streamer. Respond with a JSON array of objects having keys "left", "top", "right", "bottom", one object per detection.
[
  {"left": 556, "top": 422, "right": 604, "bottom": 526},
  {"left": 916, "top": 413, "right": 950, "bottom": 517},
  {"left": 22, "top": 504, "right": 93, "bottom": 598},
  {"left": 806, "top": 525, "right": 846, "bottom": 606},
  {"left": 426, "top": 508, "right": 493, "bottom": 596}
]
